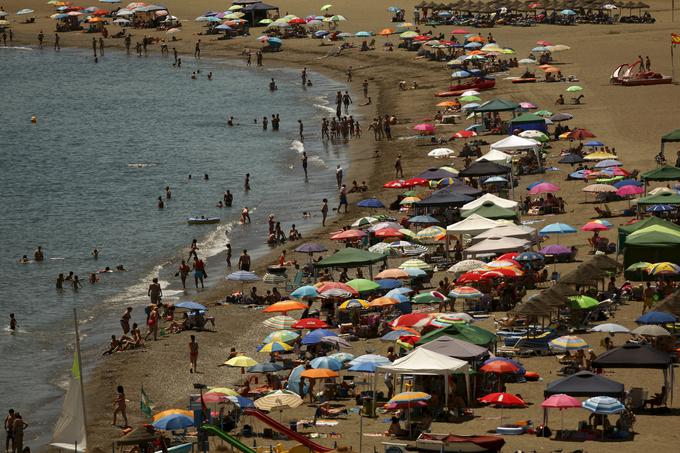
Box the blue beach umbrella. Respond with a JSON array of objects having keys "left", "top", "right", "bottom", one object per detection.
[
  {"left": 357, "top": 198, "right": 385, "bottom": 209},
  {"left": 464, "top": 42, "right": 482, "bottom": 49},
  {"left": 451, "top": 70, "right": 471, "bottom": 78},
  {"left": 314, "top": 30, "right": 330, "bottom": 37},
  {"left": 516, "top": 251, "right": 544, "bottom": 262},
  {"left": 386, "top": 292, "right": 410, "bottom": 303},
  {"left": 377, "top": 279, "right": 403, "bottom": 290},
  {"left": 226, "top": 270, "right": 260, "bottom": 281},
  {"left": 349, "top": 354, "right": 391, "bottom": 370},
  {"left": 613, "top": 179, "right": 642, "bottom": 188},
  {"left": 595, "top": 159, "right": 622, "bottom": 168},
  {"left": 409, "top": 215, "right": 440, "bottom": 224},
  {"left": 539, "top": 223, "right": 577, "bottom": 235},
  {"left": 310, "top": 356, "right": 343, "bottom": 371},
  {"left": 226, "top": 395, "right": 255, "bottom": 408},
  {"left": 402, "top": 267, "right": 427, "bottom": 277},
  {"left": 569, "top": 170, "right": 588, "bottom": 179},
  {"left": 153, "top": 414, "right": 194, "bottom": 430},
  {"left": 386, "top": 287, "right": 413, "bottom": 296},
  {"left": 561, "top": 9, "right": 577, "bottom": 15},
  {"left": 526, "top": 180, "right": 545, "bottom": 190},
  {"left": 206, "top": 16, "right": 221, "bottom": 22},
  {"left": 290, "top": 285, "right": 320, "bottom": 299},
  {"left": 176, "top": 301, "right": 207, "bottom": 311},
  {"left": 247, "top": 362, "right": 284, "bottom": 373},
  {"left": 215, "top": 24, "right": 232, "bottom": 30},
  {"left": 646, "top": 204, "right": 674, "bottom": 213},
  {"left": 267, "top": 37, "right": 283, "bottom": 45},
  {"left": 636, "top": 311, "right": 677, "bottom": 325},
  {"left": 355, "top": 31, "right": 372, "bottom": 37},
  {"left": 348, "top": 361, "right": 384, "bottom": 372},
  {"left": 329, "top": 352, "right": 355, "bottom": 362},
  {"left": 585, "top": 140, "right": 605, "bottom": 147},
  {"left": 286, "top": 364, "right": 309, "bottom": 395},
  {"left": 301, "top": 329, "right": 337, "bottom": 345},
  {"left": 582, "top": 396, "right": 625, "bottom": 414},
  {"left": 256, "top": 341, "right": 290, "bottom": 353},
  {"left": 381, "top": 330, "right": 419, "bottom": 341}
]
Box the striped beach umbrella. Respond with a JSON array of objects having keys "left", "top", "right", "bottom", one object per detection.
[
  {"left": 310, "top": 356, "right": 343, "bottom": 371},
  {"left": 448, "top": 286, "right": 483, "bottom": 299},
  {"left": 416, "top": 226, "right": 447, "bottom": 241},
  {"left": 254, "top": 390, "right": 303, "bottom": 411},
  {"left": 262, "top": 315, "right": 296, "bottom": 329},
  {"left": 290, "top": 285, "right": 319, "bottom": 299},
  {"left": 339, "top": 298, "right": 369, "bottom": 310},
  {"left": 263, "top": 300, "right": 308, "bottom": 313},
  {"left": 582, "top": 396, "right": 625, "bottom": 414},
  {"left": 259, "top": 341, "right": 293, "bottom": 353},
  {"left": 448, "top": 259, "right": 486, "bottom": 274},
  {"left": 399, "top": 259, "right": 432, "bottom": 270},
  {"left": 375, "top": 268, "right": 410, "bottom": 279},
  {"left": 549, "top": 335, "right": 589, "bottom": 351},
  {"left": 389, "top": 391, "right": 431, "bottom": 404},
  {"left": 352, "top": 216, "right": 379, "bottom": 227},
  {"left": 402, "top": 267, "right": 428, "bottom": 277},
  {"left": 647, "top": 262, "right": 680, "bottom": 276},
  {"left": 388, "top": 313, "right": 433, "bottom": 328},
  {"left": 329, "top": 352, "right": 355, "bottom": 362},
  {"left": 263, "top": 330, "right": 299, "bottom": 344}
]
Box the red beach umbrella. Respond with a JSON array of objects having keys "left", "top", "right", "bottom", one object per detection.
[
  {"left": 330, "top": 229, "right": 367, "bottom": 240},
  {"left": 451, "top": 130, "right": 477, "bottom": 139},
  {"left": 479, "top": 392, "right": 525, "bottom": 407},
  {"left": 480, "top": 361, "right": 520, "bottom": 374},
  {"left": 291, "top": 318, "right": 329, "bottom": 329}
]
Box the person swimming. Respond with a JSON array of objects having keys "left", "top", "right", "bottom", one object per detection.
[
  {"left": 9, "top": 313, "right": 17, "bottom": 331},
  {"left": 217, "top": 201, "right": 224, "bottom": 208},
  {"left": 18, "top": 255, "right": 29, "bottom": 264},
  {"left": 158, "top": 196, "right": 164, "bottom": 209},
  {"left": 269, "top": 78, "right": 277, "bottom": 91},
  {"left": 227, "top": 116, "right": 234, "bottom": 126}
]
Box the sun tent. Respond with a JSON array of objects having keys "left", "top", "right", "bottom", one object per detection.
[
  {"left": 416, "top": 167, "right": 459, "bottom": 180},
  {"left": 461, "top": 202, "right": 518, "bottom": 220},
  {"left": 618, "top": 216, "right": 680, "bottom": 249},
  {"left": 660, "top": 130, "right": 680, "bottom": 156},
  {"left": 234, "top": 1, "right": 280, "bottom": 26},
  {"left": 417, "top": 335, "right": 489, "bottom": 360},
  {"left": 641, "top": 166, "right": 680, "bottom": 182},
  {"left": 446, "top": 213, "right": 499, "bottom": 236},
  {"left": 473, "top": 99, "right": 520, "bottom": 113},
  {"left": 472, "top": 224, "right": 536, "bottom": 243},
  {"left": 375, "top": 347, "right": 471, "bottom": 405},
  {"left": 626, "top": 225, "right": 680, "bottom": 243},
  {"left": 458, "top": 161, "right": 511, "bottom": 178},
  {"left": 464, "top": 236, "right": 530, "bottom": 257},
  {"left": 414, "top": 189, "right": 475, "bottom": 208},
  {"left": 544, "top": 371, "right": 625, "bottom": 398},
  {"left": 314, "top": 249, "right": 387, "bottom": 278},
  {"left": 636, "top": 191, "right": 680, "bottom": 205},
  {"left": 508, "top": 113, "right": 548, "bottom": 134},
  {"left": 462, "top": 193, "right": 518, "bottom": 212},
  {"left": 416, "top": 323, "right": 497, "bottom": 347},
  {"left": 593, "top": 343, "right": 672, "bottom": 369},
  {"left": 623, "top": 225, "right": 680, "bottom": 267},
  {"left": 476, "top": 149, "right": 512, "bottom": 165},
  {"left": 490, "top": 135, "right": 541, "bottom": 152}
]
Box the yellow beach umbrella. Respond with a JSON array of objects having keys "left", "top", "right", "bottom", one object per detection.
[
  {"left": 224, "top": 356, "right": 258, "bottom": 367},
  {"left": 228, "top": 5, "right": 243, "bottom": 10},
  {"left": 400, "top": 31, "right": 418, "bottom": 39},
  {"left": 259, "top": 341, "right": 293, "bottom": 353},
  {"left": 583, "top": 151, "right": 618, "bottom": 161},
  {"left": 320, "top": 4, "right": 333, "bottom": 11},
  {"left": 208, "top": 387, "right": 240, "bottom": 396},
  {"left": 152, "top": 409, "right": 193, "bottom": 421}
]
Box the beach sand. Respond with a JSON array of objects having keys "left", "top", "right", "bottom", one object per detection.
[{"left": 3, "top": 0, "right": 680, "bottom": 451}]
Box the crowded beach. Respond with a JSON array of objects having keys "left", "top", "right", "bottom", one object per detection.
[{"left": 3, "top": 0, "right": 680, "bottom": 452}]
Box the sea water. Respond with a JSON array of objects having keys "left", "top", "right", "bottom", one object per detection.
[{"left": 0, "top": 46, "right": 352, "bottom": 446}]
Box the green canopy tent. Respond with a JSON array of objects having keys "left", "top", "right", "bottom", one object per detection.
[
  {"left": 660, "top": 129, "right": 680, "bottom": 156},
  {"left": 636, "top": 191, "right": 680, "bottom": 205},
  {"left": 508, "top": 113, "right": 548, "bottom": 134},
  {"left": 623, "top": 225, "right": 680, "bottom": 267},
  {"left": 313, "top": 248, "right": 387, "bottom": 279},
  {"left": 416, "top": 323, "right": 497, "bottom": 349},
  {"left": 618, "top": 216, "right": 680, "bottom": 250},
  {"left": 461, "top": 201, "right": 518, "bottom": 220},
  {"left": 640, "top": 166, "right": 680, "bottom": 194},
  {"left": 473, "top": 99, "right": 520, "bottom": 113}
]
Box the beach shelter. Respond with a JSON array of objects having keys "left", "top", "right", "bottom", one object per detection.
[
  {"left": 458, "top": 161, "right": 511, "bottom": 178},
  {"left": 413, "top": 188, "right": 474, "bottom": 208},
  {"left": 234, "top": 1, "right": 280, "bottom": 26},
  {"left": 641, "top": 165, "right": 680, "bottom": 184},
  {"left": 476, "top": 149, "right": 511, "bottom": 165},
  {"left": 314, "top": 248, "right": 387, "bottom": 279},
  {"left": 490, "top": 135, "right": 541, "bottom": 153},
  {"left": 508, "top": 113, "right": 548, "bottom": 134},
  {"left": 415, "top": 167, "right": 459, "bottom": 180},
  {"left": 376, "top": 347, "right": 471, "bottom": 406},
  {"left": 654, "top": 289, "right": 680, "bottom": 316},
  {"left": 464, "top": 237, "right": 530, "bottom": 257},
  {"left": 473, "top": 99, "right": 520, "bottom": 113},
  {"left": 472, "top": 225, "right": 536, "bottom": 243},
  {"left": 416, "top": 323, "right": 496, "bottom": 348},
  {"left": 461, "top": 202, "right": 518, "bottom": 220},
  {"left": 544, "top": 371, "right": 625, "bottom": 398},
  {"left": 418, "top": 335, "right": 489, "bottom": 360},
  {"left": 623, "top": 225, "right": 680, "bottom": 267},
  {"left": 446, "top": 214, "right": 499, "bottom": 237},
  {"left": 618, "top": 216, "right": 680, "bottom": 250},
  {"left": 636, "top": 191, "right": 680, "bottom": 205},
  {"left": 660, "top": 129, "right": 680, "bottom": 156},
  {"left": 461, "top": 193, "right": 518, "bottom": 212}
]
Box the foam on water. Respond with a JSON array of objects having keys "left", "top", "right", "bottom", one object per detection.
[{"left": 290, "top": 140, "right": 305, "bottom": 154}]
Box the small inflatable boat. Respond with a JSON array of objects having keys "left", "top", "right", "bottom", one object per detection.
[
  {"left": 187, "top": 217, "right": 221, "bottom": 225},
  {"left": 417, "top": 433, "right": 505, "bottom": 452}
]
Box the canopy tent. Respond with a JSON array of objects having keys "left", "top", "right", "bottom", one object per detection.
[
  {"left": 446, "top": 213, "right": 499, "bottom": 237},
  {"left": 544, "top": 371, "right": 625, "bottom": 398},
  {"left": 490, "top": 134, "right": 541, "bottom": 152},
  {"left": 473, "top": 99, "right": 520, "bottom": 113},
  {"left": 418, "top": 335, "right": 489, "bottom": 360},
  {"left": 415, "top": 167, "right": 459, "bottom": 180},
  {"left": 461, "top": 193, "right": 518, "bottom": 212},
  {"left": 660, "top": 129, "right": 680, "bottom": 157},
  {"left": 314, "top": 248, "right": 387, "bottom": 279},
  {"left": 508, "top": 113, "right": 548, "bottom": 134},
  {"left": 641, "top": 166, "right": 680, "bottom": 183},
  {"left": 375, "top": 347, "right": 471, "bottom": 406},
  {"left": 458, "top": 161, "right": 511, "bottom": 178},
  {"left": 476, "top": 149, "right": 511, "bottom": 165},
  {"left": 416, "top": 323, "right": 497, "bottom": 348},
  {"left": 623, "top": 225, "right": 680, "bottom": 267},
  {"left": 636, "top": 191, "right": 680, "bottom": 205},
  {"left": 472, "top": 224, "right": 536, "bottom": 244},
  {"left": 414, "top": 188, "right": 474, "bottom": 208},
  {"left": 461, "top": 202, "right": 518, "bottom": 220},
  {"left": 438, "top": 182, "right": 484, "bottom": 197},
  {"left": 618, "top": 216, "right": 680, "bottom": 250},
  {"left": 234, "top": 1, "right": 280, "bottom": 26},
  {"left": 464, "top": 236, "right": 530, "bottom": 257}
]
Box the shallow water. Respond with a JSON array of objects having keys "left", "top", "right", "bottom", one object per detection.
[{"left": 0, "top": 46, "right": 352, "bottom": 447}]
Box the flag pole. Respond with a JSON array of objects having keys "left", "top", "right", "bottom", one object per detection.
[{"left": 672, "top": 40, "right": 676, "bottom": 84}]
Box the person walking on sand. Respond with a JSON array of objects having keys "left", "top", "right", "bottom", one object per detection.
[
  {"left": 395, "top": 154, "right": 404, "bottom": 177},
  {"left": 4, "top": 409, "right": 15, "bottom": 453},
  {"left": 99, "top": 37, "right": 104, "bottom": 56},
  {"left": 342, "top": 91, "right": 352, "bottom": 115},
  {"left": 178, "top": 260, "right": 190, "bottom": 289},
  {"left": 362, "top": 79, "right": 368, "bottom": 98},
  {"left": 193, "top": 256, "right": 206, "bottom": 289},
  {"left": 145, "top": 305, "right": 159, "bottom": 341},
  {"left": 335, "top": 165, "right": 343, "bottom": 189},
  {"left": 238, "top": 249, "right": 251, "bottom": 271},
  {"left": 189, "top": 335, "right": 199, "bottom": 373},
  {"left": 338, "top": 184, "right": 349, "bottom": 214},
  {"left": 37, "top": 31, "right": 44, "bottom": 49},
  {"left": 194, "top": 39, "right": 201, "bottom": 58},
  {"left": 321, "top": 198, "right": 329, "bottom": 226},
  {"left": 120, "top": 307, "right": 132, "bottom": 334},
  {"left": 347, "top": 66, "right": 353, "bottom": 82},
  {"left": 112, "top": 386, "right": 128, "bottom": 427},
  {"left": 148, "top": 277, "right": 162, "bottom": 305},
  {"left": 11, "top": 414, "right": 27, "bottom": 453},
  {"left": 54, "top": 33, "right": 60, "bottom": 51},
  {"left": 301, "top": 151, "right": 308, "bottom": 180}
]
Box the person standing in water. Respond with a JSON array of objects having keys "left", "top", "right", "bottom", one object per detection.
[
  {"left": 335, "top": 165, "right": 343, "bottom": 189},
  {"left": 189, "top": 335, "right": 198, "bottom": 373},
  {"left": 178, "top": 260, "right": 190, "bottom": 289},
  {"left": 244, "top": 174, "right": 251, "bottom": 191},
  {"left": 11, "top": 414, "right": 27, "bottom": 453},
  {"left": 9, "top": 314, "right": 17, "bottom": 331},
  {"left": 92, "top": 248, "right": 99, "bottom": 259},
  {"left": 224, "top": 190, "right": 233, "bottom": 206},
  {"left": 54, "top": 33, "right": 60, "bottom": 51},
  {"left": 165, "top": 186, "right": 171, "bottom": 199},
  {"left": 157, "top": 196, "right": 164, "bottom": 209},
  {"left": 56, "top": 273, "right": 64, "bottom": 290},
  {"left": 301, "top": 151, "right": 308, "bottom": 180},
  {"left": 321, "top": 198, "right": 329, "bottom": 226},
  {"left": 238, "top": 249, "right": 251, "bottom": 271},
  {"left": 193, "top": 256, "right": 206, "bottom": 289},
  {"left": 298, "top": 119, "right": 304, "bottom": 141},
  {"left": 4, "top": 409, "right": 15, "bottom": 453},
  {"left": 148, "top": 278, "right": 162, "bottom": 305},
  {"left": 112, "top": 386, "right": 128, "bottom": 427},
  {"left": 37, "top": 31, "right": 44, "bottom": 48},
  {"left": 34, "top": 246, "right": 44, "bottom": 262},
  {"left": 226, "top": 244, "right": 232, "bottom": 267}
]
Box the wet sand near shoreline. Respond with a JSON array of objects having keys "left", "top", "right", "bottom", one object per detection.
[{"left": 3, "top": 0, "right": 680, "bottom": 451}]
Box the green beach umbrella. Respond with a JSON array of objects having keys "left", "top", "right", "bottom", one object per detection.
[
  {"left": 568, "top": 295, "right": 599, "bottom": 310},
  {"left": 412, "top": 292, "right": 447, "bottom": 304},
  {"left": 401, "top": 190, "right": 419, "bottom": 197},
  {"left": 259, "top": 18, "right": 273, "bottom": 24},
  {"left": 626, "top": 261, "right": 652, "bottom": 272},
  {"left": 535, "top": 110, "right": 553, "bottom": 117},
  {"left": 346, "top": 278, "right": 381, "bottom": 292},
  {"left": 400, "top": 31, "right": 418, "bottom": 39},
  {"left": 263, "top": 330, "right": 299, "bottom": 343},
  {"left": 458, "top": 95, "right": 481, "bottom": 102},
  {"left": 566, "top": 85, "right": 583, "bottom": 92}
]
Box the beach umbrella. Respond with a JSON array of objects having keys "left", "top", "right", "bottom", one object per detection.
[
  {"left": 389, "top": 313, "right": 433, "bottom": 328},
  {"left": 352, "top": 216, "right": 379, "bottom": 227},
  {"left": 409, "top": 215, "right": 440, "bottom": 225},
  {"left": 321, "top": 336, "right": 350, "bottom": 348},
  {"left": 479, "top": 392, "right": 525, "bottom": 422},
  {"left": 175, "top": 301, "right": 206, "bottom": 311},
  {"left": 591, "top": 323, "right": 630, "bottom": 333},
  {"left": 381, "top": 330, "right": 419, "bottom": 342},
  {"left": 339, "top": 298, "right": 370, "bottom": 310},
  {"left": 400, "top": 30, "right": 419, "bottom": 39},
  {"left": 320, "top": 4, "right": 333, "bottom": 11},
  {"left": 625, "top": 261, "right": 652, "bottom": 280},
  {"left": 263, "top": 300, "right": 308, "bottom": 314},
  {"left": 451, "top": 70, "right": 472, "bottom": 78},
  {"left": 582, "top": 396, "right": 624, "bottom": 414},
  {"left": 291, "top": 318, "right": 328, "bottom": 330},
  {"left": 549, "top": 335, "right": 589, "bottom": 351},
  {"left": 153, "top": 413, "right": 194, "bottom": 430},
  {"left": 413, "top": 123, "right": 435, "bottom": 133},
  {"left": 595, "top": 159, "right": 621, "bottom": 168},
  {"left": 374, "top": 228, "right": 403, "bottom": 239},
  {"left": 17, "top": 8, "right": 35, "bottom": 15},
  {"left": 208, "top": 387, "right": 239, "bottom": 397},
  {"left": 560, "top": 9, "right": 577, "bottom": 15},
  {"left": 458, "top": 95, "right": 481, "bottom": 103},
  {"left": 456, "top": 272, "right": 482, "bottom": 284},
  {"left": 539, "top": 245, "right": 572, "bottom": 255},
  {"left": 356, "top": 198, "right": 385, "bottom": 209},
  {"left": 448, "top": 286, "right": 483, "bottom": 299},
  {"left": 647, "top": 262, "right": 680, "bottom": 276},
  {"left": 559, "top": 154, "right": 584, "bottom": 165},
  {"left": 290, "top": 285, "right": 319, "bottom": 299},
  {"left": 330, "top": 229, "right": 367, "bottom": 240},
  {"left": 317, "top": 281, "right": 359, "bottom": 296},
  {"left": 263, "top": 330, "right": 299, "bottom": 344},
  {"left": 480, "top": 361, "right": 520, "bottom": 374},
  {"left": 247, "top": 362, "right": 284, "bottom": 373},
  {"left": 330, "top": 352, "right": 355, "bottom": 362},
  {"left": 412, "top": 292, "right": 447, "bottom": 304},
  {"left": 581, "top": 221, "right": 609, "bottom": 232},
  {"left": 568, "top": 295, "right": 599, "bottom": 310},
  {"left": 226, "top": 270, "right": 260, "bottom": 282},
  {"left": 428, "top": 148, "right": 455, "bottom": 158},
  {"left": 301, "top": 368, "right": 339, "bottom": 379},
  {"left": 416, "top": 226, "right": 446, "bottom": 241},
  {"left": 539, "top": 223, "right": 576, "bottom": 235},
  {"left": 528, "top": 182, "right": 560, "bottom": 195},
  {"left": 386, "top": 287, "right": 413, "bottom": 296},
  {"left": 310, "top": 356, "right": 343, "bottom": 371},
  {"left": 255, "top": 390, "right": 303, "bottom": 411},
  {"left": 152, "top": 409, "right": 193, "bottom": 422},
  {"left": 262, "top": 315, "right": 296, "bottom": 329},
  {"left": 516, "top": 251, "right": 544, "bottom": 263},
  {"left": 376, "top": 268, "right": 410, "bottom": 279},
  {"left": 259, "top": 341, "right": 293, "bottom": 353},
  {"left": 225, "top": 356, "right": 258, "bottom": 367},
  {"left": 388, "top": 391, "right": 431, "bottom": 436},
  {"left": 616, "top": 185, "right": 643, "bottom": 197},
  {"left": 542, "top": 394, "right": 582, "bottom": 432},
  {"left": 566, "top": 85, "right": 583, "bottom": 92},
  {"left": 399, "top": 259, "right": 431, "bottom": 270},
  {"left": 346, "top": 279, "right": 381, "bottom": 292},
  {"left": 631, "top": 325, "right": 671, "bottom": 336},
  {"left": 636, "top": 311, "right": 677, "bottom": 324},
  {"left": 613, "top": 179, "right": 642, "bottom": 188},
  {"left": 448, "top": 260, "right": 486, "bottom": 274},
  {"left": 378, "top": 28, "right": 394, "bottom": 35},
  {"left": 646, "top": 204, "right": 675, "bottom": 213}
]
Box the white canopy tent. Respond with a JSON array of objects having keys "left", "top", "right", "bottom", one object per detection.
[
  {"left": 375, "top": 347, "right": 471, "bottom": 408},
  {"left": 446, "top": 213, "right": 499, "bottom": 237},
  {"left": 490, "top": 135, "right": 542, "bottom": 169},
  {"left": 476, "top": 149, "right": 512, "bottom": 165},
  {"left": 464, "top": 236, "right": 531, "bottom": 258},
  {"left": 472, "top": 224, "right": 537, "bottom": 244},
  {"left": 461, "top": 193, "right": 518, "bottom": 213}
]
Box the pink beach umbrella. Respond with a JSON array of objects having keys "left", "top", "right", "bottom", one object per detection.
[
  {"left": 519, "top": 102, "right": 536, "bottom": 109},
  {"left": 541, "top": 393, "right": 581, "bottom": 434},
  {"left": 616, "top": 185, "right": 643, "bottom": 197},
  {"left": 413, "top": 123, "right": 435, "bottom": 133},
  {"left": 528, "top": 182, "right": 560, "bottom": 195},
  {"left": 581, "top": 221, "right": 609, "bottom": 232}
]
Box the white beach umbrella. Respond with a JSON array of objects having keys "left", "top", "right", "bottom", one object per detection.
[
  {"left": 254, "top": 390, "right": 303, "bottom": 411},
  {"left": 428, "top": 148, "right": 455, "bottom": 158},
  {"left": 17, "top": 8, "right": 35, "bottom": 15}
]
